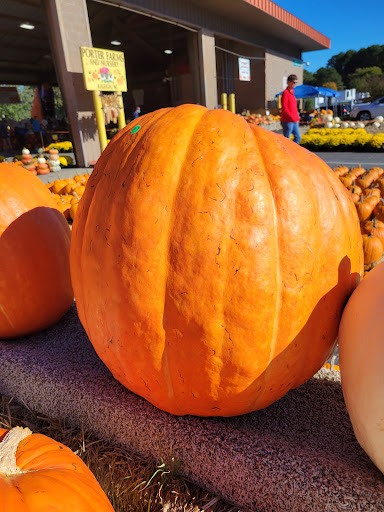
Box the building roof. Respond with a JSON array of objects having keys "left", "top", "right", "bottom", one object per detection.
[
  {"left": 0, "top": 0, "right": 329, "bottom": 86},
  {"left": 191, "top": 0, "right": 330, "bottom": 51}
]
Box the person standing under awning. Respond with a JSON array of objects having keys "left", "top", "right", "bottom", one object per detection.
[{"left": 280, "top": 74, "right": 301, "bottom": 144}]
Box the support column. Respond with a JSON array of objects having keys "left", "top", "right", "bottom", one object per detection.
[
  {"left": 187, "top": 32, "right": 202, "bottom": 105},
  {"left": 197, "top": 29, "right": 218, "bottom": 110},
  {"left": 43, "top": 0, "right": 101, "bottom": 167}
]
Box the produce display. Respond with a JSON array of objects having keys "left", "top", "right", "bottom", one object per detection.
[
  {"left": 333, "top": 165, "right": 384, "bottom": 271},
  {"left": 339, "top": 261, "right": 384, "bottom": 475},
  {"left": 46, "top": 174, "right": 89, "bottom": 222},
  {"left": 46, "top": 141, "right": 73, "bottom": 153},
  {"left": 20, "top": 147, "right": 37, "bottom": 174},
  {"left": 13, "top": 146, "right": 73, "bottom": 175},
  {"left": 0, "top": 162, "right": 73, "bottom": 338},
  {"left": 70, "top": 104, "right": 363, "bottom": 417},
  {"left": 47, "top": 148, "right": 61, "bottom": 172},
  {"left": 300, "top": 128, "right": 384, "bottom": 151},
  {"left": 0, "top": 426, "right": 114, "bottom": 511},
  {"left": 241, "top": 111, "right": 281, "bottom": 127},
  {"left": 36, "top": 155, "right": 50, "bottom": 175}
]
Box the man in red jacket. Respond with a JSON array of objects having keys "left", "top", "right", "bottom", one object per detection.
[{"left": 280, "top": 74, "right": 301, "bottom": 144}]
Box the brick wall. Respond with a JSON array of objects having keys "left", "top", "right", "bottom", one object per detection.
[{"left": 265, "top": 50, "right": 303, "bottom": 109}]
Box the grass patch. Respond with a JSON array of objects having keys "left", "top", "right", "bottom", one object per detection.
[{"left": 0, "top": 394, "right": 243, "bottom": 512}]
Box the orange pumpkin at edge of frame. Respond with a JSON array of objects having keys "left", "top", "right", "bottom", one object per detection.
[
  {"left": 0, "top": 426, "right": 114, "bottom": 511},
  {"left": 338, "top": 261, "right": 384, "bottom": 475},
  {"left": 0, "top": 162, "right": 74, "bottom": 338}
]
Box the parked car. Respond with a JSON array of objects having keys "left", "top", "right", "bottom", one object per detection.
[{"left": 349, "top": 96, "right": 384, "bottom": 121}]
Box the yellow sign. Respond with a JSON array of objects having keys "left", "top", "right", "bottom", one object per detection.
[{"left": 80, "top": 46, "right": 127, "bottom": 92}]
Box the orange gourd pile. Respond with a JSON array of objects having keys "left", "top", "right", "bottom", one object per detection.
[
  {"left": 0, "top": 427, "right": 114, "bottom": 511},
  {"left": 46, "top": 174, "right": 89, "bottom": 221},
  {"left": 0, "top": 162, "right": 73, "bottom": 338},
  {"left": 71, "top": 104, "right": 363, "bottom": 417},
  {"left": 334, "top": 165, "right": 384, "bottom": 272}
]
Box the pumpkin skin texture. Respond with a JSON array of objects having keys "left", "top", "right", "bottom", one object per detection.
[
  {"left": 0, "top": 427, "right": 114, "bottom": 511},
  {"left": 0, "top": 163, "right": 73, "bottom": 338},
  {"left": 339, "top": 262, "right": 384, "bottom": 474},
  {"left": 71, "top": 105, "right": 363, "bottom": 417}
]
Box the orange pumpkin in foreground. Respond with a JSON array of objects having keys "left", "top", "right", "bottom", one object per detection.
[
  {"left": 0, "top": 427, "right": 114, "bottom": 511},
  {"left": 0, "top": 163, "right": 73, "bottom": 338},
  {"left": 71, "top": 104, "right": 363, "bottom": 417}
]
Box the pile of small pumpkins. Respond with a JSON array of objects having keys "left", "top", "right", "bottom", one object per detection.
[
  {"left": 46, "top": 173, "right": 89, "bottom": 222},
  {"left": 334, "top": 165, "right": 384, "bottom": 272},
  {"left": 241, "top": 111, "right": 281, "bottom": 126}
]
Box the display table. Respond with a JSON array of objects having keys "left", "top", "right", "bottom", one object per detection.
[{"left": 0, "top": 304, "right": 383, "bottom": 511}]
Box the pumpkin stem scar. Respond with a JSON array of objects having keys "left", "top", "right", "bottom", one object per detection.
[{"left": 0, "top": 427, "right": 32, "bottom": 476}]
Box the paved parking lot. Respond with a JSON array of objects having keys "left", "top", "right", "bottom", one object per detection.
[{"left": 314, "top": 151, "right": 384, "bottom": 169}]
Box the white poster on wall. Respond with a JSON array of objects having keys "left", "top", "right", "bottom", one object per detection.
[{"left": 238, "top": 58, "right": 251, "bottom": 81}]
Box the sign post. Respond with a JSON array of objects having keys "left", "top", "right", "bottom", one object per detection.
[
  {"left": 92, "top": 91, "right": 108, "bottom": 151},
  {"left": 80, "top": 46, "right": 128, "bottom": 152},
  {"left": 117, "top": 93, "right": 126, "bottom": 131}
]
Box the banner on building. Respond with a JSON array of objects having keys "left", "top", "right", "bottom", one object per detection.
[
  {"left": 238, "top": 58, "right": 251, "bottom": 81},
  {"left": 80, "top": 46, "right": 128, "bottom": 92}
]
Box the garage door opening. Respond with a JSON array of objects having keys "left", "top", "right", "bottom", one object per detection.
[{"left": 88, "top": 0, "right": 200, "bottom": 120}]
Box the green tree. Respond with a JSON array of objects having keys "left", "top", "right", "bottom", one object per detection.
[
  {"left": 348, "top": 66, "right": 383, "bottom": 90},
  {"left": 313, "top": 67, "right": 344, "bottom": 90},
  {"left": 327, "top": 50, "right": 357, "bottom": 83},
  {"left": 364, "top": 74, "right": 384, "bottom": 100},
  {"left": 53, "top": 87, "right": 65, "bottom": 119},
  {"left": 0, "top": 85, "right": 35, "bottom": 121},
  {"left": 303, "top": 69, "right": 315, "bottom": 85},
  {"left": 327, "top": 45, "right": 384, "bottom": 86},
  {"left": 349, "top": 45, "right": 384, "bottom": 75},
  {"left": 322, "top": 82, "right": 338, "bottom": 91},
  {"left": 303, "top": 98, "right": 315, "bottom": 111},
  {"left": 0, "top": 85, "right": 67, "bottom": 121}
]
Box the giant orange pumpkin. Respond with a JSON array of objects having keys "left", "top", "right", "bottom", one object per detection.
[
  {"left": 0, "top": 163, "right": 73, "bottom": 338},
  {"left": 0, "top": 427, "right": 114, "bottom": 511},
  {"left": 71, "top": 105, "right": 363, "bottom": 416}
]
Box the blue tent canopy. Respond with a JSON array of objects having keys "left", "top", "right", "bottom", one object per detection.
[{"left": 275, "top": 84, "right": 341, "bottom": 99}]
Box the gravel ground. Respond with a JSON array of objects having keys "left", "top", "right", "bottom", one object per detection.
[{"left": 0, "top": 305, "right": 383, "bottom": 512}]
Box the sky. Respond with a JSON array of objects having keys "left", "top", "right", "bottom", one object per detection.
[{"left": 272, "top": 0, "right": 384, "bottom": 73}]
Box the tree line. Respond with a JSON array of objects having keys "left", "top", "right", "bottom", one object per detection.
[
  {"left": 304, "top": 44, "right": 384, "bottom": 99},
  {"left": 0, "top": 86, "right": 65, "bottom": 122}
]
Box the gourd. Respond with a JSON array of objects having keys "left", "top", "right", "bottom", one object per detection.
[
  {"left": 362, "top": 233, "right": 383, "bottom": 265},
  {"left": 339, "top": 261, "right": 384, "bottom": 474},
  {"left": 70, "top": 104, "right": 363, "bottom": 417},
  {"left": 0, "top": 427, "right": 114, "bottom": 511},
  {"left": 0, "top": 163, "right": 73, "bottom": 338}
]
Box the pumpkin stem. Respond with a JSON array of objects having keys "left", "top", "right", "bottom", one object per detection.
[{"left": 0, "top": 426, "right": 32, "bottom": 476}]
